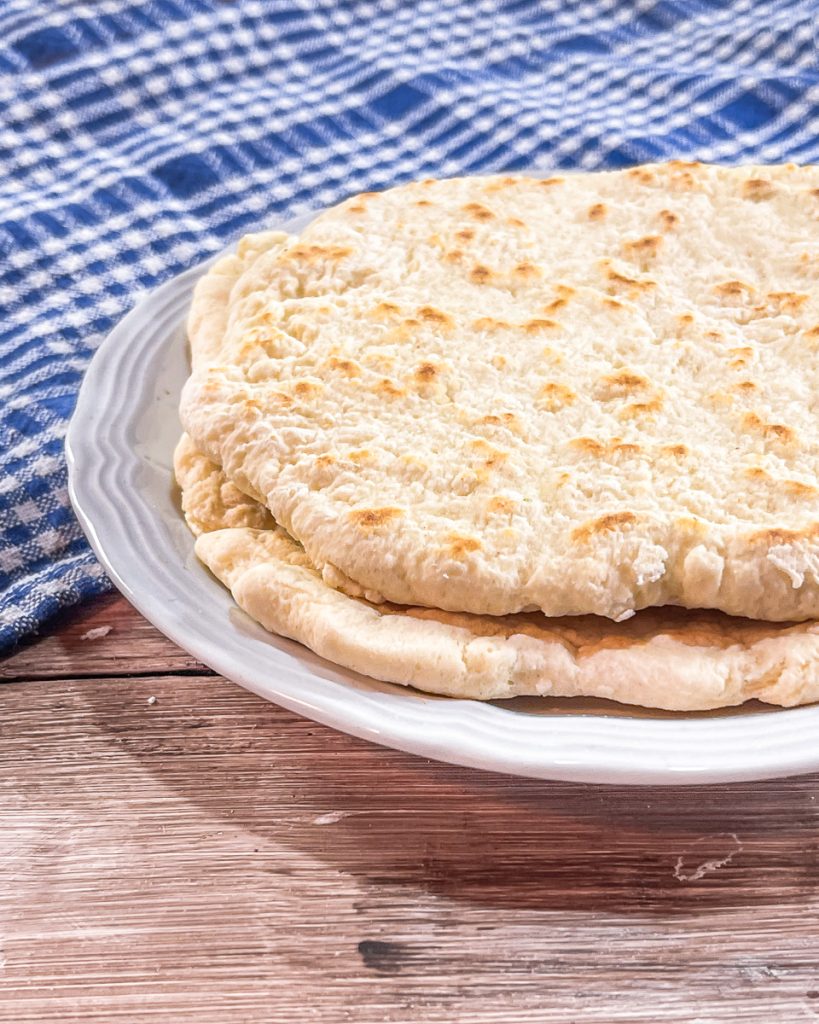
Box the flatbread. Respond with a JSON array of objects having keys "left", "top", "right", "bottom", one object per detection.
[
  {"left": 180, "top": 164, "right": 819, "bottom": 621},
  {"left": 176, "top": 434, "right": 819, "bottom": 710},
  {"left": 175, "top": 432, "right": 275, "bottom": 535}
]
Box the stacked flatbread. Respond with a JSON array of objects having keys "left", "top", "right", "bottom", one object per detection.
[{"left": 176, "top": 163, "right": 819, "bottom": 711}]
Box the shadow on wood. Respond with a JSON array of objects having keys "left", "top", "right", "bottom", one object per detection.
[{"left": 67, "top": 674, "right": 819, "bottom": 915}]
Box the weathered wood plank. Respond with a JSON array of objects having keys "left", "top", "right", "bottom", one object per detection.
[
  {"left": 0, "top": 594, "right": 210, "bottom": 681},
  {"left": 2, "top": 664, "right": 819, "bottom": 1023}
]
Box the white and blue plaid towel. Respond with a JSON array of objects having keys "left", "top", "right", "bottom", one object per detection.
[{"left": 2, "top": 0, "right": 818, "bottom": 650}]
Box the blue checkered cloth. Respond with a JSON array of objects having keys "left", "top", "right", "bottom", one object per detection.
[{"left": 1, "top": 0, "right": 818, "bottom": 650}]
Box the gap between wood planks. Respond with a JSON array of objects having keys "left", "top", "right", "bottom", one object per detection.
[{"left": 1, "top": 665, "right": 217, "bottom": 684}]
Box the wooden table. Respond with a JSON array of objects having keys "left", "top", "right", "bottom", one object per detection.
[{"left": 2, "top": 594, "right": 819, "bottom": 1023}]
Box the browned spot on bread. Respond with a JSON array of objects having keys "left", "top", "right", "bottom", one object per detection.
[
  {"left": 350, "top": 507, "right": 403, "bottom": 529},
  {"left": 748, "top": 525, "right": 819, "bottom": 545},
  {"left": 315, "top": 454, "right": 336, "bottom": 469},
  {"left": 572, "top": 512, "right": 638, "bottom": 542},
  {"left": 603, "top": 298, "right": 625, "bottom": 311},
  {"left": 768, "top": 423, "right": 796, "bottom": 443},
  {"left": 289, "top": 244, "right": 352, "bottom": 262},
  {"left": 744, "top": 466, "right": 769, "bottom": 481},
  {"left": 462, "top": 202, "right": 494, "bottom": 221},
  {"left": 418, "top": 305, "right": 453, "bottom": 327},
  {"left": 621, "top": 397, "right": 663, "bottom": 418},
  {"left": 658, "top": 209, "right": 679, "bottom": 230},
  {"left": 401, "top": 452, "right": 427, "bottom": 473},
  {"left": 785, "top": 480, "right": 817, "bottom": 497},
  {"left": 479, "top": 412, "right": 522, "bottom": 433},
  {"left": 507, "top": 216, "right": 526, "bottom": 227},
  {"left": 470, "top": 264, "right": 492, "bottom": 284},
  {"left": 348, "top": 203, "right": 366, "bottom": 214},
  {"left": 542, "top": 346, "right": 563, "bottom": 365},
  {"left": 714, "top": 280, "right": 755, "bottom": 300},
  {"left": 540, "top": 381, "right": 576, "bottom": 411},
  {"left": 623, "top": 234, "right": 663, "bottom": 258},
  {"left": 294, "top": 380, "right": 322, "bottom": 398},
  {"left": 707, "top": 389, "right": 734, "bottom": 409},
  {"left": 742, "top": 412, "right": 796, "bottom": 445},
  {"left": 661, "top": 444, "right": 689, "bottom": 458},
  {"left": 524, "top": 318, "right": 559, "bottom": 333},
  {"left": 588, "top": 203, "right": 607, "bottom": 220},
  {"left": 601, "top": 261, "right": 656, "bottom": 291},
  {"left": 238, "top": 339, "right": 266, "bottom": 362},
  {"left": 765, "top": 291, "right": 810, "bottom": 314},
  {"left": 750, "top": 528, "right": 798, "bottom": 544},
  {"left": 742, "top": 178, "right": 775, "bottom": 200},
  {"left": 569, "top": 436, "right": 606, "bottom": 456},
  {"left": 732, "top": 380, "right": 758, "bottom": 393},
  {"left": 481, "top": 450, "right": 508, "bottom": 470},
  {"left": 492, "top": 354, "right": 507, "bottom": 369},
  {"left": 677, "top": 312, "right": 695, "bottom": 325},
  {"left": 485, "top": 176, "right": 517, "bottom": 191},
  {"left": 473, "top": 316, "right": 511, "bottom": 331},
  {"left": 542, "top": 286, "right": 575, "bottom": 314},
  {"left": 414, "top": 361, "right": 439, "bottom": 382},
  {"left": 444, "top": 249, "right": 463, "bottom": 263},
  {"left": 469, "top": 438, "right": 508, "bottom": 469},
  {"left": 705, "top": 331, "right": 723, "bottom": 342},
  {"left": 598, "top": 370, "right": 650, "bottom": 394},
  {"left": 348, "top": 449, "right": 373, "bottom": 464},
  {"left": 447, "top": 533, "right": 482, "bottom": 557},
  {"left": 375, "top": 377, "right": 405, "bottom": 397},
  {"left": 627, "top": 167, "right": 655, "bottom": 184},
  {"left": 513, "top": 261, "right": 540, "bottom": 278},
  {"left": 373, "top": 301, "right": 401, "bottom": 317},
  {"left": 384, "top": 321, "right": 418, "bottom": 344},
  {"left": 414, "top": 199, "right": 433, "bottom": 207},
  {"left": 328, "top": 357, "right": 361, "bottom": 377},
  {"left": 537, "top": 176, "right": 565, "bottom": 187},
  {"left": 455, "top": 228, "right": 476, "bottom": 242},
  {"left": 728, "top": 345, "right": 755, "bottom": 369},
  {"left": 668, "top": 160, "right": 701, "bottom": 169},
  {"left": 670, "top": 170, "right": 696, "bottom": 190},
  {"left": 486, "top": 495, "right": 517, "bottom": 515},
  {"left": 612, "top": 443, "right": 641, "bottom": 458},
  {"left": 805, "top": 324, "right": 819, "bottom": 339},
  {"left": 270, "top": 392, "right": 293, "bottom": 407}
]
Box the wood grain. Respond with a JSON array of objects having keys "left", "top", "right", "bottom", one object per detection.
[
  {"left": 0, "top": 594, "right": 210, "bottom": 680},
  {"left": 3, "top": 597, "right": 819, "bottom": 1023}
]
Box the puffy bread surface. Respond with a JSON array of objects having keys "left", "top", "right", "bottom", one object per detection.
[
  {"left": 177, "top": 435, "right": 819, "bottom": 710},
  {"left": 181, "top": 164, "right": 819, "bottom": 620}
]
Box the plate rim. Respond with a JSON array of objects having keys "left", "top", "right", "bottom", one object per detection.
[{"left": 66, "top": 217, "right": 819, "bottom": 787}]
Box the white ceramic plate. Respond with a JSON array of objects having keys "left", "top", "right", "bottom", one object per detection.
[{"left": 67, "top": 211, "right": 819, "bottom": 786}]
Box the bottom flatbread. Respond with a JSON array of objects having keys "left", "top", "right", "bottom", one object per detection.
[{"left": 175, "top": 433, "right": 819, "bottom": 711}]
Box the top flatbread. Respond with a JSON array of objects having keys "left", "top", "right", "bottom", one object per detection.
[
  {"left": 181, "top": 163, "right": 819, "bottom": 621},
  {"left": 175, "top": 432, "right": 819, "bottom": 711}
]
